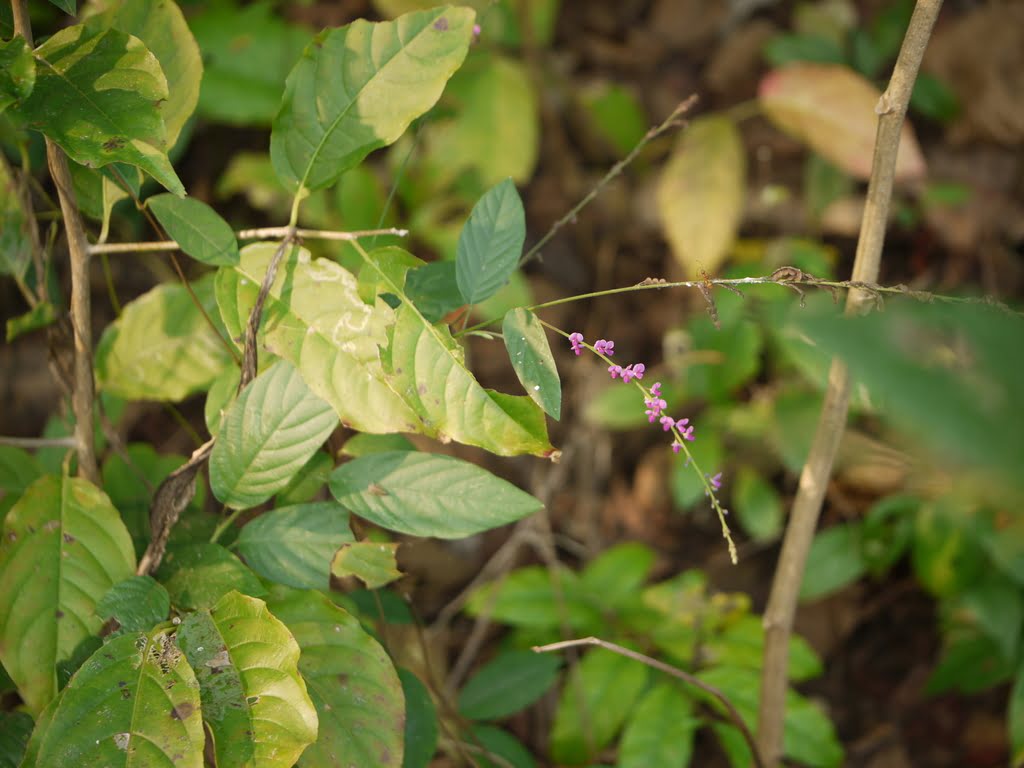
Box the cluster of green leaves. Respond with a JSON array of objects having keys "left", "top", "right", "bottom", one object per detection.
[
  {"left": 0, "top": 1, "right": 576, "bottom": 765},
  {"left": 463, "top": 542, "right": 842, "bottom": 767}
]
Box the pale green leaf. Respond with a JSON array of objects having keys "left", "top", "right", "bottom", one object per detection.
[
  {"left": 457, "top": 179, "right": 525, "bottom": 304},
  {"left": 341, "top": 433, "right": 416, "bottom": 457},
  {"left": 0, "top": 36, "right": 34, "bottom": 113},
  {"left": 95, "top": 274, "right": 234, "bottom": 401},
  {"left": 177, "top": 591, "right": 318, "bottom": 768},
  {"left": 267, "top": 587, "right": 404, "bottom": 768},
  {"left": 618, "top": 682, "right": 698, "bottom": 768},
  {"left": 550, "top": 648, "right": 648, "bottom": 764},
  {"left": 271, "top": 7, "right": 475, "bottom": 193},
  {"left": 210, "top": 360, "right": 338, "bottom": 509},
  {"left": 330, "top": 451, "right": 543, "bottom": 538},
  {"left": 236, "top": 502, "right": 354, "bottom": 589},
  {"left": 759, "top": 63, "right": 926, "bottom": 182},
  {"left": 34, "top": 629, "right": 203, "bottom": 768},
  {"left": 88, "top": 0, "right": 202, "bottom": 148},
  {"left": 331, "top": 541, "right": 402, "bottom": 589},
  {"left": 464, "top": 565, "right": 602, "bottom": 631},
  {"left": 800, "top": 523, "right": 867, "bottom": 601},
  {"left": 733, "top": 467, "right": 784, "bottom": 542},
  {"left": 657, "top": 115, "right": 745, "bottom": 278},
  {"left": 458, "top": 650, "right": 561, "bottom": 721},
  {"left": 148, "top": 193, "right": 239, "bottom": 266},
  {"left": 0, "top": 475, "right": 135, "bottom": 714},
  {"left": 157, "top": 542, "right": 266, "bottom": 611},
  {"left": 21, "top": 25, "right": 184, "bottom": 195},
  {"left": 502, "top": 309, "right": 560, "bottom": 419}
]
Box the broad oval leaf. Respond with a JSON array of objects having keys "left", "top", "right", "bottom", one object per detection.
[
  {"left": 458, "top": 650, "right": 562, "bottom": 721},
  {"left": 464, "top": 565, "right": 603, "bottom": 631},
  {"left": 399, "top": 668, "right": 438, "bottom": 768},
  {"left": 210, "top": 360, "right": 339, "bottom": 509},
  {"left": 157, "top": 542, "right": 266, "bottom": 611},
  {"left": 271, "top": 7, "right": 475, "bottom": 193},
  {"left": 95, "top": 274, "right": 234, "bottom": 401},
  {"left": 96, "top": 575, "right": 171, "bottom": 634},
  {"left": 330, "top": 541, "right": 402, "bottom": 589},
  {"left": 550, "top": 648, "right": 648, "bottom": 765},
  {"left": 618, "top": 682, "right": 698, "bottom": 768},
  {"left": 456, "top": 179, "right": 526, "bottom": 305},
  {"left": 177, "top": 591, "right": 318, "bottom": 768},
  {"left": 235, "top": 502, "right": 354, "bottom": 589},
  {"left": 266, "top": 587, "right": 404, "bottom": 768},
  {"left": 21, "top": 25, "right": 184, "bottom": 195},
  {"left": 88, "top": 0, "right": 202, "bottom": 148},
  {"left": 35, "top": 629, "right": 203, "bottom": 768},
  {"left": 215, "top": 243, "right": 422, "bottom": 435},
  {"left": 657, "top": 115, "right": 745, "bottom": 278},
  {"left": 759, "top": 63, "right": 926, "bottom": 182},
  {"left": 0, "top": 36, "right": 35, "bottom": 112},
  {"left": 330, "top": 451, "right": 543, "bottom": 539},
  {"left": 0, "top": 475, "right": 135, "bottom": 714},
  {"left": 502, "top": 308, "right": 560, "bottom": 419},
  {"left": 148, "top": 193, "right": 239, "bottom": 266}
]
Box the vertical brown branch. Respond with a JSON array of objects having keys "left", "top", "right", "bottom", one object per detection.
[{"left": 756, "top": 2, "right": 943, "bottom": 765}]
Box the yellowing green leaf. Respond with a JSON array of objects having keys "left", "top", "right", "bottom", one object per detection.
[
  {"left": 331, "top": 541, "right": 402, "bottom": 589},
  {"left": 759, "top": 63, "right": 926, "bottom": 182},
  {"left": 657, "top": 115, "right": 745, "bottom": 278}
]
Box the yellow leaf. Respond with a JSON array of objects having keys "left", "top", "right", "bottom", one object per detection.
[{"left": 657, "top": 115, "right": 745, "bottom": 278}]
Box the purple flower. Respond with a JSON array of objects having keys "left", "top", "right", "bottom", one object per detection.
[
  {"left": 650, "top": 382, "right": 662, "bottom": 397},
  {"left": 671, "top": 440, "right": 682, "bottom": 454},
  {"left": 708, "top": 472, "right": 723, "bottom": 491},
  {"left": 644, "top": 397, "right": 667, "bottom": 422},
  {"left": 620, "top": 363, "right": 645, "bottom": 383},
  {"left": 608, "top": 364, "right": 622, "bottom": 379},
  {"left": 659, "top": 414, "right": 674, "bottom": 431},
  {"left": 473, "top": 23, "right": 481, "bottom": 36},
  {"left": 594, "top": 339, "right": 615, "bottom": 356},
  {"left": 569, "top": 332, "right": 584, "bottom": 356}
]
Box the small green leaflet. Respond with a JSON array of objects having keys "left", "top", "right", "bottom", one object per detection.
[
  {"left": 148, "top": 194, "right": 239, "bottom": 266},
  {"left": 502, "top": 308, "right": 560, "bottom": 419},
  {"left": 456, "top": 178, "right": 526, "bottom": 305}
]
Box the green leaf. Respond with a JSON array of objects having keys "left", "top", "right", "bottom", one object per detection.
[
  {"left": 34, "top": 629, "right": 203, "bottom": 768},
  {"left": 0, "top": 475, "right": 135, "bottom": 714},
  {"left": 21, "top": 25, "right": 184, "bottom": 195},
  {"left": 0, "top": 711, "right": 33, "bottom": 768},
  {"left": 733, "top": 467, "right": 784, "bottom": 542},
  {"left": 579, "top": 542, "right": 655, "bottom": 607},
  {"left": 577, "top": 80, "right": 646, "bottom": 158},
  {"left": 6, "top": 301, "right": 57, "bottom": 341},
  {"left": 331, "top": 541, "right": 402, "bottom": 589},
  {"left": 399, "top": 668, "right": 438, "bottom": 768},
  {"left": 88, "top": 0, "right": 202, "bottom": 148},
  {"left": 0, "top": 36, "right": 34, "bottom": 113},
  {"left": 191, "top": 2, "right": 309, "bottom": 126},
  {"left": 458, "top": 650, "right": 561, "bottom": 721},
  {"left": 0, "top": 446, "right": 42, "bottom": 518},
  {"left": 0, "top": 154, "right": 33, "bottom": 281},
  {"left": 357, "top": 245, "right": 423, "bottom": 304},
  {"left": 861, "top": 494, "right": 916, "bottom": 577},
  {"left": 465, "top": 565, "right": 602, "bottom": 631},
  {"left": 763, "top": 33, "right": 845, "bottom": 66},
  {"left": 266, "top": 588, "right": 404, "bottom": 768},
  {"left": 957, "top": 574, "right": 1024, "bottom": 663},
  {"left": 276, "top": 451, "right": 334, "bottom": 505},
  {"left": 911, "top": 73, "right": 959, "bottom": 123},
  {"left": 704, "top": 615, "right": 823, "bottom": 683},
  {"left": 341, "top": 433, "right": 417, "bottom": 457},
  {"left": 800, "top": 523, "right": 867, "bottom": 601},
  {"left": 68, "top": 162, "right": 134, "bottom": 238},
  {"left": 46, "top": 0, "right": 75, "bottom": 14},
  {"left": 157, "top": 542, "right": 266, "bottom": 611},
  {"left": 235, "top": 502, "right": 354, "bottom": 590},
  {"left": 456, "top": 179, "right": 525, "bottom": 305},
  {"left": 470, "top": 724, "right": 536, "bottom": 768},
  {"left": 271, "top": 7, "right": 475, "bottom": 193},
  {"left": 148, "top": 193, "right": 239, "bottom": 266},
  {"left": 330, "top": 451, "right": 543, "bottom": 539},
  {"left": 210, "top": 360, "right": 339, "bottom": 509},
  {"left": 502, "top": 308, "right": 560, "bottom": 419},
  {"left": 404, "top": 260, "right": 464, "bottom": 323},
  {"left": 657, "top": 115, "right": 745, "bottom": 277},
  {"left": 95, "top": 274, "right": 233, "bottom": 401},
  {"left": 550, "top": 648, "right": 648, "bottom": 765},
  {"left": 203, "top": 364, "right": 240, "bottom": 437},
  {"left": 670, "top": 432, "right": 725, "bottom": 509},
  {"left": 619, "top": 682, "right": 698, "bottom": 768},
  {"left": 96, "top": 575, "right": 170, "bottom": 634},
  {"left": 928, "top": 629, "right": 1013, "bottom": 695},
  {"left": 216, "top": 243, "right": 422, "bottom": 434},
  {"left": 1009, "top": 664, "right": 1024, "bottom": 766},
  {"left": 177, "top": 591, "right": 318, "bottom": 768},
  {"left": 419, "top": 52, "right": 538, "bottom": 188}
]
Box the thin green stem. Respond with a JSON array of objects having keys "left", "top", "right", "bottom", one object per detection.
[{"left": 210, "top": 506, "right": 243, "bottom": 545}]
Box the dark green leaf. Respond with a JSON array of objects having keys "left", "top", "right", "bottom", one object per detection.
[
  {"left": 861, "top": 495, "right": 917, "bottom": 576},
  {"left": 148, "top": 194, "right": 239, "bottom": 266},
  {"left": 764, "top": 33, "right": 845, "bottom": 66},
  {"left": 579, "top": 542, "right": 655, "bottom": 607},
  {"left": 1009, "top": 664, "right": 1024, "bottom": 766},
  {"left": 910, "top": 73, "right": 960, "bottom": 123},
  {"left": 502, "top": 308, "right": 560, "bottom": 419},
  {"left": 177, "top": 591, "right": 318, "bottom": 768},
  {"left": 458, "top": 650, "right": 561, "bottom": 721},
  {"left": 96, "top": 575, "right": 170, "bottom": 633},
  {"left": 956, "top": 574, "right": 1023, "bottom": 663},
  {"left": 800, "top": 524, "right": 867, "bottom": 601},
  {"left": 157, "top": 542, "right": 265, "bottom": 610},
  {"left": 34, "top": 629, "right": 203, "bottom": 768},
  {"left": 470, "top": 724, "right": 536, "bottom": 768},
  {"left": 928, "top": 629, "right": 1013, "bottom": 695},
  {"left": 210, "top": 360, "right": 338, "bottom": 509},
  {"left": 733, "top": 467, "right": 784, "bottom": 542},
  {"left": 330, "top": 451, "right": 543, "bottom": 539},
  {"left": 46, "top": 0, "right": 76, "bottom": 14},
  {"left": 0, "top": 153, "right": 33, "bottom": 281},
  {"left": 271, "top": 8, "right": 475, "bottom": 193},
  {"left": 235, "top": 502, "right": 353, "bottom": 590},
  {"left": 0, "top": 36, "right": 34, "bottom": 112},
  {"left": 404, "top": 261, "right": 464, "bottom": 323},
  {"left": 0, "top": 711, "right": 33, "bottom": 768},
  {"left": 276, "top": 450, "right": 334, "bottom": 505},
  {"left": 21, "top": 25, "right": 184, "bottom": 195},
  {"left": 456, "top": 179, "right": 525, "bottom": 305},
  {"left": 464, "top": 566, "right": 602, "bottom": 631},
  {"left": 399, "top": 668, "right": 438, "bottom": 768}
]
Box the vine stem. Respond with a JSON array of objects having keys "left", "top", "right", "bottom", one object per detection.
[
  {"left": 755, "top": 2, "right": 944, "bottom": 765},
  {"left": 13, "top": 0, "right": 99, "bottom": 483},
  {"left": 87, "top": 226, "right": 408, "bottom": 255},
  {"left": 533, "top": 636, "right": 766, "bottom": 768}
]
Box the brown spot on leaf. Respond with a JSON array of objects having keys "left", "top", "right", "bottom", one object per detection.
[
  {"left": 63, "top": 533, "right": 75, "bottom": 543},
  {"left": 102, "top": 136, "right": 125, "bottom": 151},
  {"left": 368, "top": 483, "right": 389, "bottom": 497},
  {"left": 433, "top": 17, "right": 449, "bottom": 31},
  {"left": 170, "top": 702, "right": 194, "bottom": 720}
]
